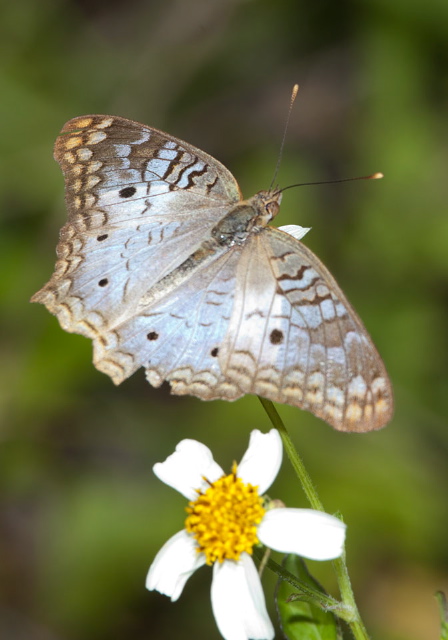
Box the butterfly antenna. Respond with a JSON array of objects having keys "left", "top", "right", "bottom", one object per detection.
[
  {"left": 269, "top": 84, "right": 300, "bottom": 192},
  {"left": 279, "top": 172, "right": 384, "bottom": 193}
]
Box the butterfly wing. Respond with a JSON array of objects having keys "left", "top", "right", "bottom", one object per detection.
[
  {"left": 92, "top": 245, "right": 244, "bottom": 401},
  {"left": 32, "top": 115, "right": 392, "bottom": 431},
  {"left": 217, "top": 226, "right": 393, "bottom": 432},
  {"left": 32, "top": 115, "right": 242, "bottom": 341}
]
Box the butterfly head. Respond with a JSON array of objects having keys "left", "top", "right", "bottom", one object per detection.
[{"left": 252, "top": 190, "right": 283, "bottom": 227}]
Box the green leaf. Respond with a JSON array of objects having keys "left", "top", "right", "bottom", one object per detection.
[{"left": 275, "top": 555, "right": 341, "bottom": 640}]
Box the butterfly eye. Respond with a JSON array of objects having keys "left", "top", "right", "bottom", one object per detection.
[
  {"left": 119, "top": 186, "right": 136, "bottom": 198},
  {"left": 266, "top": 200, "right": 280, "bottom": 218}
]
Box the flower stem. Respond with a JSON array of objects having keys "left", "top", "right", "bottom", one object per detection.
[
  {"left": 332, "top": 555, "right": 370, "bottom": 639},
  {"left": 435, "top": 591, "right": 448, "bottom": 640},
  {"left": 258, "top": 397, "right": 323, "bottom": 511},
  {"left": 258, "top": 397, "right": 370, "bottom": 640}
]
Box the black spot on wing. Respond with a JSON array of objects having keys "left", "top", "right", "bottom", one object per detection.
[
  {"left": 269, "top": 329, "right": 284, "bottom": 345},
  {"left": 119, "top": 186, "right": 136, "bottom": 198}
]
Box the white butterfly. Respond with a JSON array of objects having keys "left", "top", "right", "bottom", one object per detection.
[{"left": 32, "top": 115, "right": 393, "bottom": 432}]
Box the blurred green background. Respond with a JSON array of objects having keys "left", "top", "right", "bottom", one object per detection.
[{"left": 1, "top": 0, "right": 447, "bottom": 638}]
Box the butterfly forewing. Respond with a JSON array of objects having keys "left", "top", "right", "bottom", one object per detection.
[
  {"left": 32, "top": 115, "right": 393, "bottom": 431},
  {"left": 32, "top": 115, "right": 241, "bottom": 338}
]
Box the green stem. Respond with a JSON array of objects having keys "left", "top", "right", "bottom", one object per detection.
[
  {"left": 258, "top": 397, "right": 370, "bottom": 640},
  {"left": 435, "top": 591, "right": 448, "bottom": 640},
  {"left": 332, "top": 555, "right": 370, "bottom": 639},
  {"left": 259, "top": 397, "right": 323, "bottom": 511}
]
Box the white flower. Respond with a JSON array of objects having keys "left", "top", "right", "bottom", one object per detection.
[{"left": 146, "top": 429, "right": 346, "bottom": 640}]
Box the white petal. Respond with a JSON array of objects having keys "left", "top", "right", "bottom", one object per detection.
[
  {"left": 257, "top": 508, "right": 346, "bottom": 560},
  {"left": 278, "top": 224, "right": 311, "bottom": 240},
  {"left": 237, "top": 429, "right": 282, "bottom": 494},
  {"left": 146, "top": 530, "right": 206, "bottom": 601},
  {"left": 153, "top": 439, "right": 224, "bottom": 500},
  {"left": 211, "top": 554, "right": 274, "bottom": 640}
]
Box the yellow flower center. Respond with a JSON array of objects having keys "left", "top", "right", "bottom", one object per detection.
[{"left": 185, "top": 463, "right": 266, "bottom": 565}]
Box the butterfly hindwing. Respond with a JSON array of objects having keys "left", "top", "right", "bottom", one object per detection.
[
  {"left": 218, "top": 227, "right": 393, "bottom": 432},
  {"left": 93, "top": 245, "right": 243, "bottom": 402}
]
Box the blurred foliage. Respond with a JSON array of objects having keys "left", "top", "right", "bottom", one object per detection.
[{"left": 1, "top": 0, "right": 447, "bottom": 639}]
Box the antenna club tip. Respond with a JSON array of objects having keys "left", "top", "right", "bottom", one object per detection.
[
  {"left": 371, "top": 172, "right": 384, "bottom": 179},
  {"left": 291, "top": 84, "right": 299, "bottom": 101}
]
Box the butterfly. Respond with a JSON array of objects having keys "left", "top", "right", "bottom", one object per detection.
[{"left": 32, "top": 115, "right": 393, "bottom": 432}]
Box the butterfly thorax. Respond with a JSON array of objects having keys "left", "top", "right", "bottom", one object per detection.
[
  {"left": 211, "top": 190, "right": 282, "bottom": 247},
  {"left": 139, "top": 190, "right": 282, "bottom": 308}
]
